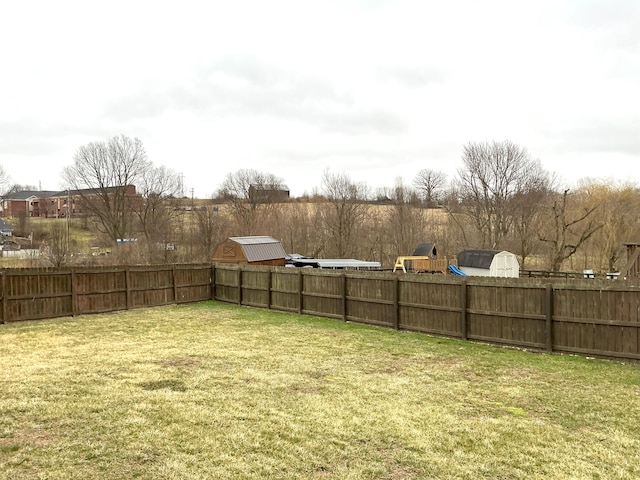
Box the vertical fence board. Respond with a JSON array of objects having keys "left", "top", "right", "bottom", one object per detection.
[
  {"left": 341, "top": 274, "right": 347, "bottom": 322},
  {"left": 1, "top": 273, "right": 5, "bottom": 324},
  {"left": 211, "top": 265, "right": 216, "bottom": 300},
  {"left": 125, "top": 268, "right": 131, "bottom": 309},
  {"left": 71, "top": 270, "right": 77, "bottom": 317},
  {"left": 267, "top": 270, "right": 272, "bottom": 309},
  {"left": 460, "top": 280, "right": 467, "bottom": 340},
  {"left": 172, "top": 266, "right": 178, "bottom": 303},
  {"left": 298, "top": 270, "right": 303, "bottom": 315},
  {"left": 545, "top": 285, "right": 552, "bottom": 351},
  {"left": 393, "top": 276, "right": 399, "bottom": 330}
]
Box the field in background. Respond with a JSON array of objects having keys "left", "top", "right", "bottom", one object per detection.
[{"left": 1, "top": 302, "right": 638, "bottom": 479}]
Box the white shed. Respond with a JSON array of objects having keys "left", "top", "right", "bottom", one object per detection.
[{"left": 457, "top": 250, "right": 520, "bottom": 278}]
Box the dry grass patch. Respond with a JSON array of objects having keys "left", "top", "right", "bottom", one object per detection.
[{"left": 0, "top": 302, "right": 639, "bottom": 479}]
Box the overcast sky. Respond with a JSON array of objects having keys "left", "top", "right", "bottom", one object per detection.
[{"left": 1, "top": 0, "right": 639, "bottom": 198}]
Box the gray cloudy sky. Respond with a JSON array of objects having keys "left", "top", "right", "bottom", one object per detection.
[{"left": 1, "top": 0, "right": 639, "bottom": 197}]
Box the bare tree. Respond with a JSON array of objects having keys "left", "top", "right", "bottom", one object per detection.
[
  {"left": 62, "top": 134, "right": 150, "bottom": 244},
  {"left": 193, "top": 201, "right": 230, "bottom": 261},
  {"left": 42, "top": 221, "right": 72, "bottom": 267},
  {"left": 539, "top": 189, "right": 602, "bottom": 271},
  {"left": 509, "top": 175, "right": 555, "bottom": 268},
  {"left": 132, "top": 165, "right": 182, "bottom": 262},
  {"left": 413, "top": 169, "right": 447, "bottom": 207},
  {"left": 320, "top": 170, "right": 370, "bottom": 258},
  {"left": 381, "top": 178, "right": 429, "bottom": 261},
  {"left": 574, "top": 179, "right": 640, "bottom": 272},
  {"left": 269, "top": 202, "right": 324, "bottom": 258},
  {"left": 217, "top": 169, "right": 287, "bottom": 235},
  {"left": 0, "top": 166, "right": 12, "bottom": 197},
  {"left": 5, "top": 183, "right": 38, "bottom": 195},
  {"left": 455, "top": 140, "right": 551, "bottom": 250}
]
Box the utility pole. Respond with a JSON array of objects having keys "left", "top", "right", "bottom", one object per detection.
[
  {"left": 189, "top": 188, "right": 195, "bottom": 258},
  {"left": 66, "top": 188, "right": 70, "bottom": 252}
]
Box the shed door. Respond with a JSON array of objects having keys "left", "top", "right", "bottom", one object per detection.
[{"left": 492, "top": 253, "right": 517, "bottom": 277}]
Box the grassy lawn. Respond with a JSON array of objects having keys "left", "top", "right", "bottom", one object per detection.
[{"left": 1, "top": 302, "right": 639, "bottom": 479}]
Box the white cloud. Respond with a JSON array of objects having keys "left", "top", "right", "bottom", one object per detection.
[{"left": 0, "top": 0, "right": 639, "bottom": 197}]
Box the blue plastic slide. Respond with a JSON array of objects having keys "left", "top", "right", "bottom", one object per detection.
[{"left": 448, "top": 265, "right": 467, "bottom": 276}]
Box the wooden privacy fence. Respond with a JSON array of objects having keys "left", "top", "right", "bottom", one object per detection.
[
  {"left": 213, "top": 265, "right": 640, "bottom": 361},
  {"left": 2, "top": 263, "right": 639, "bottom": 361},
  {"left": 0, "top": 265, "right": 212, "bottom": 323}
]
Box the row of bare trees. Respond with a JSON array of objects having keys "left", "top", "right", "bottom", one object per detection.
[
  {"left": 4, "top": 135, "right": 637, "bottom": 272},
  {"left": 212, "top": 141, "right": 635, "bottom": 273}
]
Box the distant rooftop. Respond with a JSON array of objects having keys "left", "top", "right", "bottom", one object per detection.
[{"left": 4, "top": 190, "right": 58, "bottom": 200}]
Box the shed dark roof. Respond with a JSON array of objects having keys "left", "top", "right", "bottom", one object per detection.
[
  {"left": 229, "top": 236, "right": 286, "bottom": 262},
  {"left": 413, "top": 243, "right": 437, "bottom": 257},
  {"left": 457, "top": 250, "right": 501, "bottom": 269}
]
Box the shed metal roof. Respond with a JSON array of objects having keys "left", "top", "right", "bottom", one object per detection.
[
  {"left": 228, "top": 236, "right": 286, "bottom": 262},
  {"left": 230, "top": 236, "right": 280, "bottom": 245}
]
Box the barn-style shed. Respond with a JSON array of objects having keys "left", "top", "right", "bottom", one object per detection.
[
  {"left": 212, "top": 236, "right": 286, "bottom": 266},
  {"left": 457, "top": 250, "right": 520, "bottom": 278}
]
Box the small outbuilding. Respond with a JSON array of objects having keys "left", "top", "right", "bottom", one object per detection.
[
  {"left": 457, "top": 250, "right": 520, "bottom": 278},
  {"left": 0, "top": 218, "right": 13, "bottom": 237},
  {"left": 393, "top": 242, "right": 450, "bottom": 273},
  {"left": 212, "top": 236, "right": 286, "bottom": 266}
]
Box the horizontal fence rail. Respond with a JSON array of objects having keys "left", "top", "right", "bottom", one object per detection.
[
  {"left": 0, "top": 265, "right": 213, "bottom": 323},
  {"left": 213, "top": 265, "right": 640, "bottom": 361},
  {"left": 1, "top": 263, "right": 639, "bottom": 361}
]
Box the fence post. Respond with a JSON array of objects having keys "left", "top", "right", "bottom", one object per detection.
[
  {"left": 267, "top": 269, "right": 272, "bottom": 309},
  {"left": 237, "top": 268, "right": 243, "bottom": 306},
  {"left": 341, "top": 273, "right": 347, "bottom": 322},
  {"left": 71, "top": 268, "right": 77, "bottom": 317},
  {"left": 460, "top": 279, "right": 468, "bottom": 340},
  {"left": 125, "top": 268, "right": 131, "bottom": 310},
  {"left": 298, "top": 270, "right": 303, "bottom": 315},
  {"left": 171, "top": 266, "right": 177, "bottom": 304},
  {"left": 545, "top": 284, "right": 553, "bottom": 352},
  {"left": 1, "top": 272, "right": 5, "bottom": 324},
  {"left": 211, "top": 265, "right": 216, "bottom": 301},
  {"left": 393, "top": 276, "right": 400, "bottom": 330}
]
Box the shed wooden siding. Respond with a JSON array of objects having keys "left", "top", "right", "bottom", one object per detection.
[{"left": 212, "top": 239, "right": 248, "bottom": 264}]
